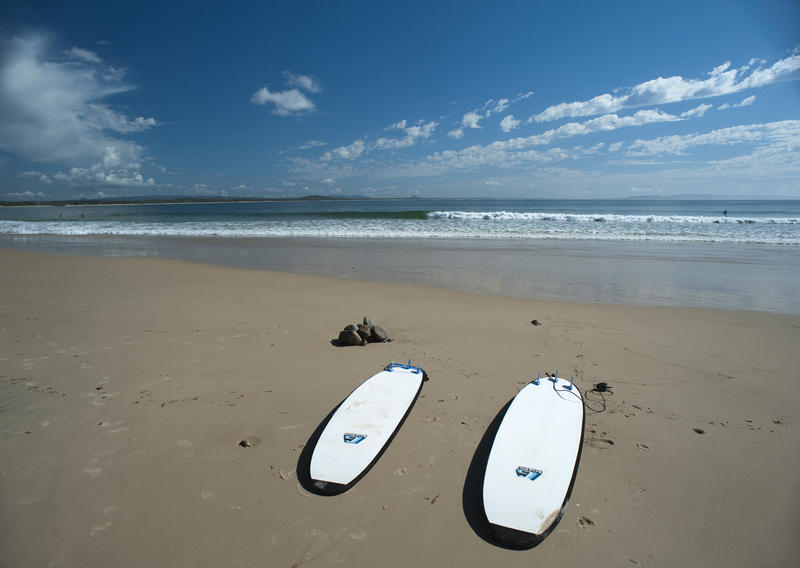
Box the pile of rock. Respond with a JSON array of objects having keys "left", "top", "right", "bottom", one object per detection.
[{"left": 336, "top": 317, "right": 390, "bottom": 346}]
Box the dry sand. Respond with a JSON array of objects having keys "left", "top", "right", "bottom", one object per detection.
[{"left": 1, "top": 248, "right": 798, "bottom": 567}]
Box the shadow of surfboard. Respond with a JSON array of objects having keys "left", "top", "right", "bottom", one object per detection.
[{"left": 461, "top": 398, "right": 522, "bottom": 549}]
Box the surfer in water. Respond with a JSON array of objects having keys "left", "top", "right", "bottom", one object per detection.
[{"left": 722, "top": 209, "right": 728, "bottom": 216}]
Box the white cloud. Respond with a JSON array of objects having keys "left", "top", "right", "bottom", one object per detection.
[
  {"left": 376, "top": 120, "right": 437, "bottom": 150},
  {"left": 719, "top": 95, "right": 756, "bottom": 110},
  {"left": 283, "top": 71, "right": 323, "bottom": 93},
  {"left": 462, "top": 110, "right": 483, "bottom": 129},
  {"left": 583, "top": 142, "right": 605, "bottom": 155},
  {"left": 252, "top": 71, "right": 323, "bottom": 116},
  {"left": 500, "top": 114, "right": 521, "bottom": 133},
  {"left": 627, "top": 119, "right": 800, "bottom": 156},
  {"left": 373, "top": 110, "right": 688, "bottom": 178},
  {"left": 279, "top": 139, "right": 327, "bottom": 154},
  {"left": 19, "top": 170, "right": 52, "bottom": 184},
  {"left": 386, "top": 119, "right": 407, "bottom": 130},
  {"left": 493, "top": 98, "right": 510, "bottom": 113},
  {"left": 251, "top": 86, "right": 315, "bottom": 115},
  {"left": 301, "top": 108, "right": 687, "bottom": 180},
  {"left": 546, "top": 109, "right": 682, "bottom": 139},
  {"left": 319, "top": 120, "right": 437, "bottom": 162},
  {"left": 84, "top": 104, "right": 158, "bottom": 133},
  {"left": 52, "top": 146, "right": 155, "bottom": 187},
  {"left": 322, "top": 139, "right": 366, "bottom": 160},
  {"left": 681, "top": 103, "right": 712, "bottom": 118},
  {"left": 531, "top": 53, "right": 800, "bottom": 122},
  {"left": 449, "top": 92, "right": 534, "bottom": 138},
  {"left": 2, "top": 190, "right": 47, "bottom": 200},
  {"left": 608, "top": 141, "right": 625, "bottom": 152},
  {"left": 0, "top": 33, "right": 153, "bottom": 168},
  {"left": 64, "top": 46, "right": 101, "bottom": 63},
  {"left": 298, "top": 140, "right": 326, "bottom": 150}
]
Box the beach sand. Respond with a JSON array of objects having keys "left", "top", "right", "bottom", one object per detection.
[{"left": 1, "top": 248, "right": 798, "bottom": 567}]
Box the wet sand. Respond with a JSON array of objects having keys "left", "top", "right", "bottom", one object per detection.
[
  {"left": 1, "top": 248, "right": 798, "bottom": 567},
  {"left": 2, "top": 234, "right": 799, "bottom": 313}
]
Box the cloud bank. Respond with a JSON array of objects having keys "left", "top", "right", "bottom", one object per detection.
[
  {"left": 0, "top": 33, "right": 158, "bottom": 187},
  {"left": 531, "top": 53, "right": 800, "bottom": 123}
]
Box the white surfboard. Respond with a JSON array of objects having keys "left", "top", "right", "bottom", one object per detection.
[
  {"left": 310, "top": 362, "right": 426, "bottom": 492},
  {"left": 482, "top": 373, "right": 584, "bottom": 545}
]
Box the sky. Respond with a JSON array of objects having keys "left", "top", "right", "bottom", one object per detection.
[{"left": 1, "top": 0, "right": 799, "bottom": 201}]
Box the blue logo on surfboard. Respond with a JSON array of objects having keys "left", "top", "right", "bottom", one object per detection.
[
  {"left": 343, "top": 433, "right": 367, "bottom": 444},
  {"left": 516, "top": 466, "right": 542, "bottom": 481}
]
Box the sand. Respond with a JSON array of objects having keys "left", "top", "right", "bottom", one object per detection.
[{"left": 1, "top": 248, "right": 798, "bottom": 567}]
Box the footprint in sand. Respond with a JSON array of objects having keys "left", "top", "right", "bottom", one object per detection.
[
  {"left": 84, "top": 458, "right": 103, "bottom": 478},
  {"left": 576, "top": 516, "right": 595, "bottom": 530},
  {"left": 635, "top": 443, "right": 651, "bottom": 452},
  {"left": 108, "top": 421, "right": 130, "bottom": 434},
  {"left": 89, "top": 522, "right": 112, "bottom": 536},
  {"left": 91, "top": 393, "right": 113, "bottom": 406},
  {"left": 15, "top": 493, "right": 48, "bottom": 505},
  {"left": 588, "top": 437, "right": 614, "bottom": 449},
  {"left": 89, "top": 506, "right": 115, "bottom": 536},
  {"left": 291, "top": 529, "right": 343, "bottom": 567},
  {"left": 177, "top": 439, "right": 195, "bottom": 458},
  {"left": 201, "top": 489, "right": 215, "bottom": 501}
]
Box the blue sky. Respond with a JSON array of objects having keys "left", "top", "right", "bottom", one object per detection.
[{"left": 1, "top": 0, "right": 799, "bottom": 200}]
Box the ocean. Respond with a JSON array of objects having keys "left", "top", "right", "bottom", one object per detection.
[
  {"left": 1, "top": 198, "right": 799, "bottom": 244},
  {"left": 2, "top": 198, "right": 799, "bottom": 313}
]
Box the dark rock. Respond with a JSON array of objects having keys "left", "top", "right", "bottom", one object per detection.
[
  {"left": 357, "top": 324, "right": 371, "bottom": 341},
  {"left": 371, "top": 324, "right": 389, "bottom": 342},
  {"left": 338, "top": 329, "right": 362, "bottom": 346},
  {"left": 343, "top": 324, "right": 358, "bottom": 332}
]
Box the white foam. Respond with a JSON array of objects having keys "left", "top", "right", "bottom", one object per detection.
[
  {"left": 427, "top": 211, "right": 800, "bottom": 224},
  {"left": 1, "top": 216, "right": 798, "bottom": 245}
]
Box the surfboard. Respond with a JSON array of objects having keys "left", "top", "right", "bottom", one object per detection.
[
  {"left": 309, "top": 361, "right": 426, "bottom": 493},
  {"left": 482, "top": 372, "right": 584, "bottom": 546}
]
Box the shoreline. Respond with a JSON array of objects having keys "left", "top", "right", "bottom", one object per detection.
[
  {"left": 2, "top": 234, "right": 799, "bottom": 314},
  {"left": 1, "top": 248, "right": 798, "bottom": 567}
]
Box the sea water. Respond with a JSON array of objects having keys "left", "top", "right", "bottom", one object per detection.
[
  {"left": 2, "top": 198, "right": 799, "bottom": 313},
  {"left": 2, "top": 198, "right": 799, "bottom": 244}
]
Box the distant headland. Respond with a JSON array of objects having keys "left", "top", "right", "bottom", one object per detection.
[{"left": 0, "top": 195, "right": 375, "bottom": 207}]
